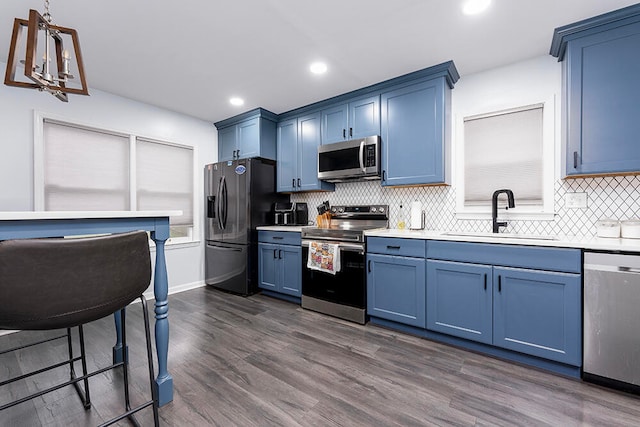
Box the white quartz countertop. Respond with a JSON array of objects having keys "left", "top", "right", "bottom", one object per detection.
[
  {"left": 256, "top": 225, "right": 305, "bottom": 233},
  {"left": 0, "top": 211, "right": 182, "bottom": 220},
  {"left": 365, "top": 228, "right": 640, "bottom": 253}
]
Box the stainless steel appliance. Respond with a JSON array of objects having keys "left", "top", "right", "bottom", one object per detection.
[
  {"left": 301, "top": 205, "right": 388, "bottom": 324},
  {"left": 205, "top": 158, "right": 288, "bottom": 295},
  {"left": 584, "top": 252, "right": 640, "bottom": 392},
  {"left": 273, "top": 202, "right": 308, "bottom": 225},
  {"left": 317, "top": 136, "right": 381, "bottom": 182}
]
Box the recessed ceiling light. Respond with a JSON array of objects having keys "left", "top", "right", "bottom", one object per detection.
[
  {"left": 462, "top": 0, "right": 491, "bottom": 15},
  {"left": 310, "top": 62, "right": 328, "bottom": 75},
  {"left": 229, "top": 97, "right": 244, "bottom": 106}
]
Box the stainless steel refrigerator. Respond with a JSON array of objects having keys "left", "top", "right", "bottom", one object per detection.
[{"left": 205, "top": 157, "right": 288, "bottom": 295}]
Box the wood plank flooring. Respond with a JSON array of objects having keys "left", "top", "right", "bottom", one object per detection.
[{"left": 1, "top": 286, "right": 639, "bottom": 426}]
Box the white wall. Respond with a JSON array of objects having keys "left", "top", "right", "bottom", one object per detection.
[{"left": 0, "top": 60, "right": 217, "bottom": 293}]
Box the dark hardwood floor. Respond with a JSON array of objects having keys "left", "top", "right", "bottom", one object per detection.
[{"left": 1, "top": 286, "right": 639, "bottom": 426}]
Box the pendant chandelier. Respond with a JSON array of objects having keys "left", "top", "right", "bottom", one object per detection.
[{"left": 4, "top": 0, "right": 89, "bottom": 102}]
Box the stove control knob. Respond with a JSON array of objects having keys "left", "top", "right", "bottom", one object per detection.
[
  {"left": 338, "top": 207, "right": 344, "bottom": 213},
  {"left": 371, "top": 207, "right": 377, "bottom": 213},
  {"left": 331, "top": 207, "right": 337, "bottom": 213},
  {"left": 378, "top": 206, "right": 385, "bottom": 213}
]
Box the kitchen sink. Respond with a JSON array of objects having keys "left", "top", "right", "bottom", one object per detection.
[{"left": 441, "top": 231, "right": 558, "bottom": 241}]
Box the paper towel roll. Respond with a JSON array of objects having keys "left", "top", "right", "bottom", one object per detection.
[{"left": 409, "top": 201, "right": 423, "bottom": 230}]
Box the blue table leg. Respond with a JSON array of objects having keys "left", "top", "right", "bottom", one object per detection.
[{"left": 151, "top": 229, "right": 173, "bottom": 406}]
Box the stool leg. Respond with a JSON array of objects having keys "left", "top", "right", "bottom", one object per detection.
[
  {"left": 141, "top": 295, "right": 159, "bottom": 426},
  {"left": 68, "top": 327, "right": 91, "bottom": 409},
  {"left": 78, "top": 325, "right": 91, "bottom": 408},
  {"left": 120, "top": 308, "right": 132, "bottom": 412}
]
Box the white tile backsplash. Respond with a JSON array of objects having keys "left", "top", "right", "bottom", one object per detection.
[{"left": 291, "top": 176, "right": 640, "bottom": 238}]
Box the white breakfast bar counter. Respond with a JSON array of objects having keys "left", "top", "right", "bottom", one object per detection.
[{"left": 0, "top": 210, "right": 180, "bottom": 406}]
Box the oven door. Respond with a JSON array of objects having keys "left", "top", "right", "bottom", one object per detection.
[{"left": 301, "top": 240, "right": 367, "bottom": 323}]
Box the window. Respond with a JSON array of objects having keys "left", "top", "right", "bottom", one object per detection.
[
  {"left": 455, "top": 99, "right": 555, "bottom": 219},
  {"left": 35, "top": 115, "right": 198, "bottom": 243}
]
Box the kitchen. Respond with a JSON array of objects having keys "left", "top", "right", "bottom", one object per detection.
[{"left": 2, "top": 0, "right": 640, "bottom": 425}]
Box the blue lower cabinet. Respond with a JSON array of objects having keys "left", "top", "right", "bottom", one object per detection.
[
  {"left": 279, "top": 245, "right": 302, "bottom": 296},
  {"left": 366, "top": 253, "right": 426, "bottom": 328},
  {"left": 258, "top": 243, "right": 279, "bottom": 292},
  {"left": 426, "top": 260, "right": 493, "bottom": 344},
  {"left": 493, "top": 267, "right": 582, "bottom": 366},
  {"left": 258, "top": 242, "right": 301, "bottom": 297}
]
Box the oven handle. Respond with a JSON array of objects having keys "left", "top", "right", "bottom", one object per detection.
[{"left": 301, "top": 240, "right": 365, "bottom": 254}]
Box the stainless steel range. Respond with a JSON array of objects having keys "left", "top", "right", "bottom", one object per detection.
[{"left": 301, "top": 205, "right": 388, "bottom": 324}]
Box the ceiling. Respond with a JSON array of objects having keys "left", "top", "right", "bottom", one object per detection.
[{"left": 1, "top": 0, "right": 638, "bottom": 123}]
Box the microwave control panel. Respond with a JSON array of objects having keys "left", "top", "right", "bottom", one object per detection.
[{"left": 365, "top": 145, "right": 376, "bottom": 167}]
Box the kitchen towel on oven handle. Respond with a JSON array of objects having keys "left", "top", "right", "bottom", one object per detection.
[{"left": 306, "top": 241, "right": 341, "bottom": 274}]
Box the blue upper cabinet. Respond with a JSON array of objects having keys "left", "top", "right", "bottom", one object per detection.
[
  {"left": 276, "top": 113, "right": 334, "bottom": 193},
  {"left": 381, "top": 77, "right": 452, "bottom": 186},
  {"left": 276, "top": 61, "right": 458, "bottom": 188},
  {"left": 321, "top": 95, "right": 380, "bottom": 144},
  {"left": 551, "top": 5, "right": 640, "bottom": 176},
  {"left": 218, "top": 125, "right": 237, "bottom": 163},
  {"left": 276, "top": 119, "right": 298, "bottom": 193},
  {"left": 214, "top": 108, "right": 278, "bottom": 162}
]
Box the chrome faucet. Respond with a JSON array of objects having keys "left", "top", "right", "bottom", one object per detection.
[{"left": 492, "top": 189, "right": 515, "bottom": 233}]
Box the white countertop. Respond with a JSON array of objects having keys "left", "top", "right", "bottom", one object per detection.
[
  {"left": 257, "top": 225, "right": 305, "bottom": 232},
  {"left": 365, "top": 228, "right": 640, "bottom": 253},
  {"left": 0, "top": 210, "right": 182, "bottom": 221}
]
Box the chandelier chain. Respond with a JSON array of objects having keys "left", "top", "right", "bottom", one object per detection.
[{"left": 43, "top": 0, "right": 52, "bottom": 23}]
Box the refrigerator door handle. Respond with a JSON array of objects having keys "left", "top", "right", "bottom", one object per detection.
[
  {"left": 221, "top": 175, "right": 228, "bottom": 229},
  {"left": 216, "top": 176, "right": 224, "bottom": 229}
]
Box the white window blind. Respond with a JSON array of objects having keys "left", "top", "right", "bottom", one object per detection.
[
  {"left": 43, "top": 120, "right": 130, "bottom": 211},
  {"left": 464, "top": 105, "right": 543, "bottom": 206},
  {"left": 136, "top": 139, "right": 193, "bottom": 226}
]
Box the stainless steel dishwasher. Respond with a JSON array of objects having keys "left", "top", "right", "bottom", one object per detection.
[{"left": 584, "top": 252, "right": 640, "bottom": 392}]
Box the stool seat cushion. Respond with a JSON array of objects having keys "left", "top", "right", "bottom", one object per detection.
[{"left": 0, "top": 231, "right": 151, "bottom": 330}]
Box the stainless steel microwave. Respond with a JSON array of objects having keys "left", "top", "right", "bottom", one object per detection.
[{"left": 317, "top": 135, "right": 381, "bottom": 182}]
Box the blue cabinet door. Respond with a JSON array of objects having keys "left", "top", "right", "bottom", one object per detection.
[
  {"left": 298, "top": 112, "right": 334, "bottom": 192},
  {"left": 258, "top": 243, "right": 279, "bottom": 291},
  {"left": 322, "top": 96, "right": 380, "bottom": 144},
  {"left": 493, "top": 267, "right": 582, "bottom": 366},
  {"left": 321, "top": 103, "right": 349, "bottom": 145},
  {"left": 279, "top": 245, "right": 302, "bottom": 297},
  {"left": 367, "top": 253, "right": 426, "bottom": 328},
  {"left": 426, "top": 260, "right": 493, "bottom": 344},
  {"left": 349, "top": 95, "right": 380, "bottom": 140},
  {"left": 277, "top": 119, "right": 298, "bottom": 192},
  {"left": 566, "top": 22, "right": 640, "bottom": 175},
  {"left": 237, "top": 117, "right": 260, "bottom": 159},
  {"left": 381, "top": 79, "right": 447, "bottom": 186},
  {"left": 218, "top": 125, "right": 237, "bottom": 162}
]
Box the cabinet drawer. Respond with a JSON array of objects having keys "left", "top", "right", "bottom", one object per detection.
[
  {"left": 427, "top": 241, "right": 581, "bottom": 273},
  {"left": 258, "top": 231, "right": 301, "bottom": 246},
  {"left": 367, "top": 237, "right": 426, "bottom": 258}
]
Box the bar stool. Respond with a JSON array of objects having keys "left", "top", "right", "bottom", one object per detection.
[{"left": 0, "top": 231, "right": 159, "bottom": 426}]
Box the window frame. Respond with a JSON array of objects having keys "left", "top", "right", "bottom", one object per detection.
[
  {"left": 33, "top": 111, "right": 200, "bottom": 246},
  {"left": 454, "top": 95, "right": 557, "bottom": 221}
]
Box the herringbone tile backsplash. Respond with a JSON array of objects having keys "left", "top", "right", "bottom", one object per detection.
[{"left": 291, "top": 176, "right": 640, "bottom": 238}]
